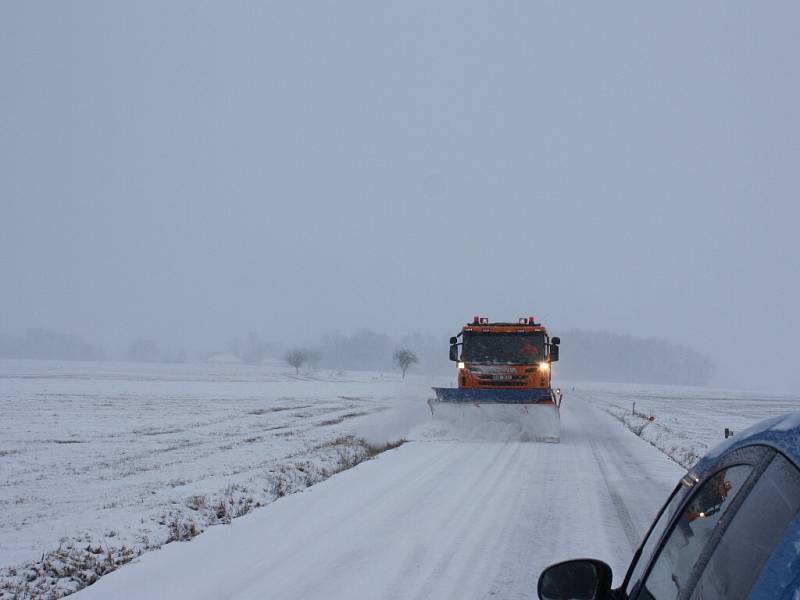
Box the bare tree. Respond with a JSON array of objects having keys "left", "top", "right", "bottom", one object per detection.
[
  {"left": 284, "top": 349, "right": 308, "bottom": 374},
  {"left": 393, "top": 348, "right": 418, "bottom": 378}
]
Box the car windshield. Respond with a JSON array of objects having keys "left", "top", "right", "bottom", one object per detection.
[{"left": 461, "top": 332, "right": 545, "bottom": 364}]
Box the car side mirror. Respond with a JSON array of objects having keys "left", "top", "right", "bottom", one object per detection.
[
  {"left": 538, "top": 559, "right": 612, "bottom": 600},
  {"left": 550, "top": 345, "right": 559, "bottom": 362},
  {"left": 449, "top": 344, "right": 459, "bottom": 362}
]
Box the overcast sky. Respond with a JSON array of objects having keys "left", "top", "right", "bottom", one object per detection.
[{"left": 2, "top": 2, "right": 798, "bottom": 391}]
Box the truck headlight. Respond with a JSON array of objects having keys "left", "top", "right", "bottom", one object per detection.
[
  {"left": 458, "top": 362, "right": 465, "bottom": 369},
  {"left": 538, "top": 361, "right": 550, "bottom": 372}
]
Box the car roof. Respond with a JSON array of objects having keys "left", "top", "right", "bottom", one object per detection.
[{"left": 695, "top": 411, "right": 800, "bottom": 473}]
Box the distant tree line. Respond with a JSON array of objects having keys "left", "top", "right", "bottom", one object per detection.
[
  {"left": 281, "top": 331, "right": 420, "bottom": 377},
  {"left": 303, "top": 330, "right": 446, "bottom": 374},
  {"left": 0, "top": 329, "right": 105, "bottom": 361},
  {"left": 288, "top": 327, "right": 714, "bottom": 386},
  {"left": 0, "top": 326, "right": 714, "bottom": 386},
  {"left": 0, "top": 329, "right": 188, "bottom": 364},
  {"left": 555, "top": 329, "right": 714, "bottom": 386}
]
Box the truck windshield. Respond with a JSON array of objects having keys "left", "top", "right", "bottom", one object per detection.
[{"left": 461, "top": 333, "right": 545, "bottom": 365}]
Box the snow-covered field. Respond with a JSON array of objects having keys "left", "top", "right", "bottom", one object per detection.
[
  {"left": 2, "top": 360, "right": 799, "bottom": 599},
  {"left": 75, "top": 400, "right": 683, "bottom": 600},
  {"left": 0, "top": 359, "right": 443, "bottom": 598},
  {"left": 569, "top": 381, "right": 800, "bottom": 468}
]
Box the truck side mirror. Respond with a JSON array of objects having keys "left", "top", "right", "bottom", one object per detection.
[
  {"left": 449, "top": 344, "right": 459, "bottom": 362},
  {"left": 449, "top": 337, "right": 458, "bottom": 345},
  {"left": 550, "top": 345, "right": 559, "bottom": 362},
  {"left": 551, "top": 336, "right": 560, "bottom": 345}
]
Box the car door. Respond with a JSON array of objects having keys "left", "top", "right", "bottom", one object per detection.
[
  {"left": 692, "top": 451, "right": 800, "bottom": 599},
  {"left": 624, "top": 445, "right": 776, "bottom": 600}
]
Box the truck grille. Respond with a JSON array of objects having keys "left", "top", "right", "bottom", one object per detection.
[
  {"left": 471, "top": 370, "right": 536, "bottom": 388},
  {"left": 476, "top": 374, "right": 527, "bottom": 382}
]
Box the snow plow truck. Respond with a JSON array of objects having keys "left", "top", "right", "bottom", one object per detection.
[{"left": 430, "top": 316, "right": 562, "bottom": 442}]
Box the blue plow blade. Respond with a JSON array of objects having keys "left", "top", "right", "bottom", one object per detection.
[
  {"left": 428, "top": 387, "right": 560, "bottom": 442},
  {"left": 432, "top": 387, "right": 553, "bottom": 404}
]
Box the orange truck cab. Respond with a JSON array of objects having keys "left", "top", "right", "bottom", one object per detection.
[
  {"left": 438, "top": 316, "right": 560, "bottom": 404},
  {"left": 430, "top": 316, "right": 562, "bottom": 442}
]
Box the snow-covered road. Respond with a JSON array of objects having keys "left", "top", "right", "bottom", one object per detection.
[{"left": 75, "top": 396, "right": 683, "bottom": 600}]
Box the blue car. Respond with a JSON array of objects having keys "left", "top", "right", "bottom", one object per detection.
[{"left": 538, "top": 412, "right": 800, "bottom": 600}]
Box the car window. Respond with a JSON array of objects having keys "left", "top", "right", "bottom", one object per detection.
[
  {"left": 638, "top": 464, "right": 753, "bottom": 600},
  {"left": 745, "top": 515, "right": 800, "bottom": 599},
  {"left": 624, "top": 483, "right": 689, "bottom": 596},
  {"left": 691, "top": 453, "right": 800, "bottom": 599}
]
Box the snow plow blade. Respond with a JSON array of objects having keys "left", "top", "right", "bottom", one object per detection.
[{"left": 429, "top": 388, "right": 560, "bottom": 443}]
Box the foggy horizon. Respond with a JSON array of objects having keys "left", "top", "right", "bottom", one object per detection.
[{"left": 3, "top": 3, "right": 798, "bottom": 392}]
